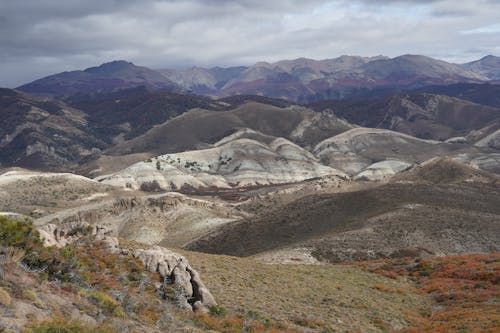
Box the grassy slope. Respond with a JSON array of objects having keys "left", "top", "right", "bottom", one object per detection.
[{"left": 179, "top": 249, "right": 428, "bottom": 332}]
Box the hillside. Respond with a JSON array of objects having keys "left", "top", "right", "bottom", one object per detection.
[
  {"left": 100, "top": 136, "right": 346, "bottom": 192},
  {"left": 414, "top": 82, "right": 500, "bottom": 108},
  {"left": 187, "top": 159, "right": 500, "bottom": 261},
  {"left": 0, "top": 89, "right": 106, "bottom": 170},
  {"left": 312, "top": 127, "right": 492, "bottom": 176},
  {"left": 310, "top": 93, "right": 500, "bottom": 142},
  {"left": 2, "top": 214, "right": 497, "bottom": 332},
  {"left": 81, "top": 101, "right": 353, "bottom": 176},
  {"left": 67, "top": 87, "right": 225, "bottom": 142}
]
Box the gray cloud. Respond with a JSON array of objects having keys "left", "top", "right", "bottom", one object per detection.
[{"left": 0, "top": 0, "right": 499, "bottom": 87}]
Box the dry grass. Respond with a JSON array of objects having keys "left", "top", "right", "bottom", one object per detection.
[
  {"left": 0, "top": 287, "right": 11, "bottom": 307},
  {"left": 178, "top": 249, "right": 428, "bottom": 332}
]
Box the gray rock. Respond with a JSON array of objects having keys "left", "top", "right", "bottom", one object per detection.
[{"left": 132, "top": 246, "right": 217, "bottom": 311}]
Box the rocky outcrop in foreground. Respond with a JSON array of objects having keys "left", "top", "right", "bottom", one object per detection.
[
  {"left": 132, "top": 247, "right": 216, "bottom": 311},
  {"left": 38, "top": 222, "right": 216, "bottom": 312}
]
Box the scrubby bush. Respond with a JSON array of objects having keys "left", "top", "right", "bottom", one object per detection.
[
  {"left": 0, "top": 216, "right": 41, "bottom": 250},
  {"left": 0, "top": 217, "right": 40, "bottom": 278},
  {"left": 208, "top": 304, "right": 226, "bottom": 317},
  {"left": 81, "top": 290, "right": 124, "bottom": 317}
]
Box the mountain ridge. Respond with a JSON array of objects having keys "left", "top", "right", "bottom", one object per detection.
[{"left": 16, "top": 54, "right": 499, "bottom": 102}]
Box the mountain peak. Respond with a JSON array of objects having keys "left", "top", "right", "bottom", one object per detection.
[
  {"left": 84, "top": 60, "right": 135, "bottom": 74},
  {"left": 481, "top": 55, "right": 499, "bottom": 60}
]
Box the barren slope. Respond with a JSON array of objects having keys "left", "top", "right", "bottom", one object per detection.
[
  {"left": 0, "top": 169, "right": 116, "bottom": 217},
  {"left": 187, "top": 160, "right": 500, "bottom": 261}
]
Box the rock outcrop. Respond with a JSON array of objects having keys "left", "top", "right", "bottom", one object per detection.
[
  {"left": 38, "top": 221, "right": 94, "bottom": 247},
  {"left": 132, "top": 247, "right": 216, "bottom": 311}
]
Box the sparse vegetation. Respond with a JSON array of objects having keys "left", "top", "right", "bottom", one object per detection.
[
  {"left": 353, "top": 253, "right": 500, "bottom": 333},
  {"left": 139, "top": 180, "right": 163, "bottom": 192}
]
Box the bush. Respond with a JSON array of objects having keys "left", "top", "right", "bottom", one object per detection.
[
  {"left": 82, "top": 290, "right": 124, "bottom": 317},
  {"left": 208, "top": 304, "right": 227, "bottom": 317},
  {"left": 0, "top": 216, "right": 41, "bottom": 250}
]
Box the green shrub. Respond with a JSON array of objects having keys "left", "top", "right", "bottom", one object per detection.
[
  {"left": 208, "top": 304, "right": 226, "bottom": 317},
  {"left": 82, "top": 290, "right": 124, "bottom": 317},
  {"left": 0, "top": 216, "right": 41, "bottom": 250}
]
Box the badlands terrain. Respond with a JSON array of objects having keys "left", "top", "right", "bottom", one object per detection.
[{"left": 1, "top": 56, "right": 500, "bottom": 332}]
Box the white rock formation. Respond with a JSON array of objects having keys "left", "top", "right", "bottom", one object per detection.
[
  {"left": 101, "top": 137, "right": 347, "bottom": 191},
  {"left": 314, "top": 128, "right": 440, "bottom": 175},
  {"left": 354, "top": 160, "right": 413, "bottom": 181},
  {"left": 475, "top": 129, "right": 500, "bottom": 149}
]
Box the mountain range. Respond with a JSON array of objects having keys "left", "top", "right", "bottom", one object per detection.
[{"left": 16, "top": 54, "right": 500, "bottom": 102}]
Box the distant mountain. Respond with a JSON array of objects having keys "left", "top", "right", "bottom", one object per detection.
[
  {"left": 310, "top": 93, "right": 500, "bottom": 142},
  {"left": 17, "top": 54, "right": 498, "bottom": 102},
  {"left": 158, "top": 66, "right": 247, "bottom": 95},
  {"left": 17, "top": 60, "right": 179, "bottom": 98},
  {"left": 462, "top": 55, "right": 500, "bottom": 80},
  {"left": 161, "top": 55, "right": 490, "bottom": 102},
  {"left": 0, "top": 88, "right": 106, "bottom": 170}
]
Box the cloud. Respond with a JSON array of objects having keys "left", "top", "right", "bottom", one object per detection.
[{"left": 0, "top": 0, "right": 499, "bottom": 87}]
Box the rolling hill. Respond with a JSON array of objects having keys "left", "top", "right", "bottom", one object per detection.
[
  {"left": 83, "top": 101, "right": 353, "bottom": 176},
  {"left": 100, "top": 135, "right": 346, "bottom": 191}
]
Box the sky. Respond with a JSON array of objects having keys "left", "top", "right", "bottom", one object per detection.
[{"left": 1, "top": 0, "right": 499, "bottom": 87}]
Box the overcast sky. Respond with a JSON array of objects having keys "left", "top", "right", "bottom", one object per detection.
[{"left": 1, "top": 0, "right": 499, "bottom": 87}]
